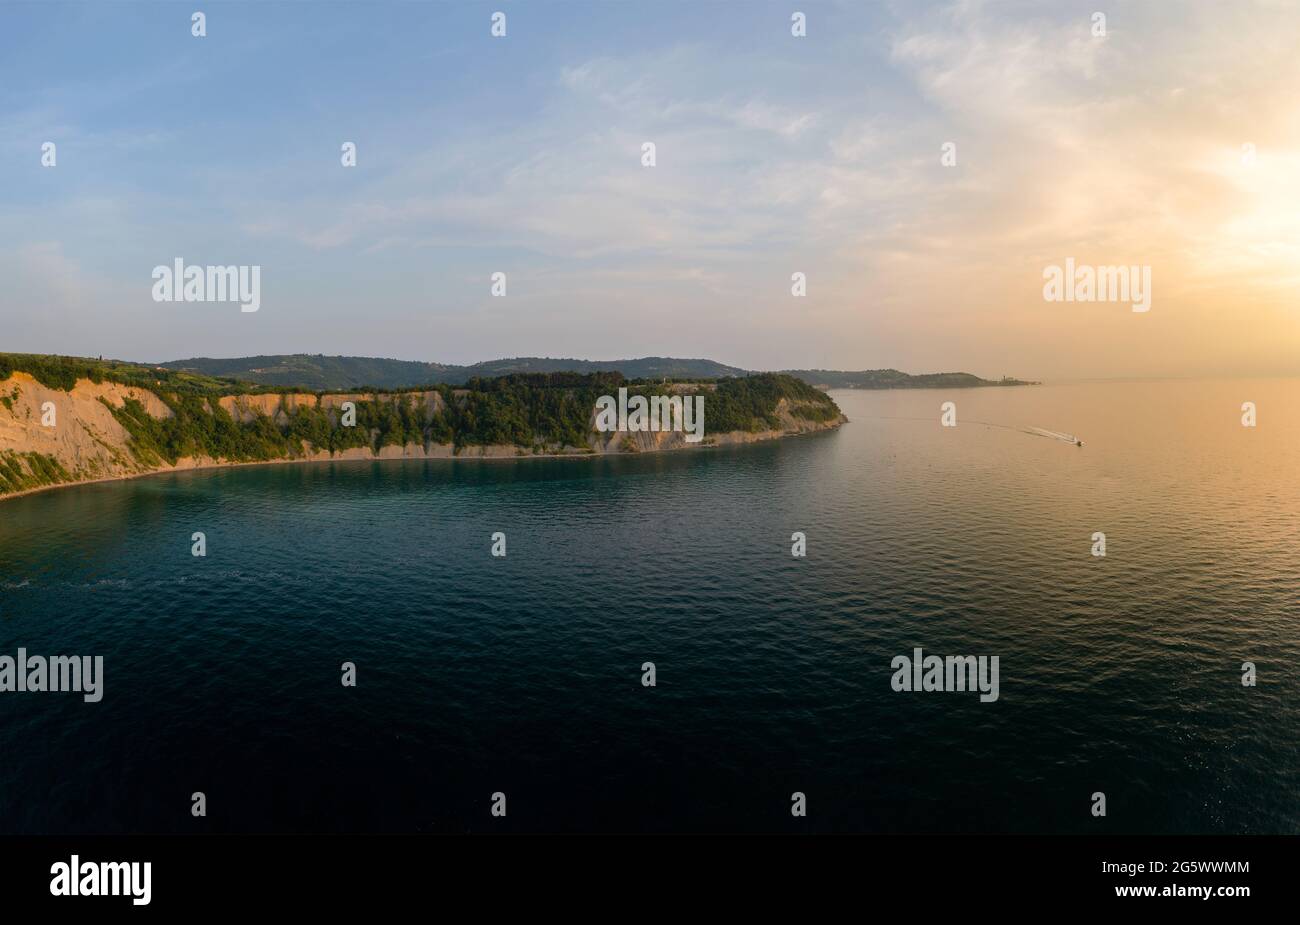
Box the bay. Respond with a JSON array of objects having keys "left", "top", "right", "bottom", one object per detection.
[{"left": 1, "top": 378, "right": 1297, "bottom": 833}]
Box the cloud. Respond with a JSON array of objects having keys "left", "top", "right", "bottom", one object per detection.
[{"left": 6, "top": 1, "right": 1300, "bottom": 375}]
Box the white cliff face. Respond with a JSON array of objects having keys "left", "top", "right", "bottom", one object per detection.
[
  {"left": 0, "top": 372, "right": 172, "bottom": 486},
  {"left": 217, "top": 390, "right": 448, "bottom": 425}
]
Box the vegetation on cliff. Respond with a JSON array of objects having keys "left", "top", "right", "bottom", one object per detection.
[
  {"left": 0, "top": 353, "right": 260, "bottom": 395},
  {"left": 103, "top": 370, "right": 840, "bottom": 466},
  {"left": 0, "top": 450, "right": 72, "bottom": 495},
  {"left": 0, "top": 354, "right": 844, "bottom": 486}
]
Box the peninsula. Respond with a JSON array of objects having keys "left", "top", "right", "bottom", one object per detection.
[{"left": 0, "top": 353, "right": 847, "bottom": 499}]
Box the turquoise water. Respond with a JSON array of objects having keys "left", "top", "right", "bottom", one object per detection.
[{"left": 1, "top": 380, "right": 1298, "bottom": 833}]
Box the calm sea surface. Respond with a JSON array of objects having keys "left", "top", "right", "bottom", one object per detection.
[{"left": 2, "top": 379, "right": 1298, "bottom": 833}]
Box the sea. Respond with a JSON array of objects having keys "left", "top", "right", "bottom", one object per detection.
[{"left": 1, "top": 378, "right": 1297, "bottom": 833}]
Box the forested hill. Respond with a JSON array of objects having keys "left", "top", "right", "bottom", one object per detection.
[
  {"left": 159, "top": 355, "right": 748, "bottom": 389},
  {"left": 157, "top": 354, "right": 1033, "bottom": 390}
]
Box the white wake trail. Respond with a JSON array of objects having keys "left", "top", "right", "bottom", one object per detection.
[
  {"left": 861, "top": 416, "right": 1083, "bottom": 446},
  {"left": 1025, "top": 426, "right": 1080, "bottom": 444}
]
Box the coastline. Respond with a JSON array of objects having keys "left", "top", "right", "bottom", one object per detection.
[{"left": 0, "top": 417, "right": 847, "bottom": 504}]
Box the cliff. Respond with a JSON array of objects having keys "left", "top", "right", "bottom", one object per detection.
[{"left": 0, "top": 359, "right": 846, "bottom": 499}]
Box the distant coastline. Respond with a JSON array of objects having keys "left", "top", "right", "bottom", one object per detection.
[{"left": 151, "top": 353, "right": 1038, "bottom": 392}]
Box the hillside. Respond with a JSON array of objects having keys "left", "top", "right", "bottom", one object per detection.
[
  {"left": 0, "top": 353, "right": 846, "bottom": 499},
  {"left": 157, "top": 354, "right": 1033, "bottom": 391},
  {"left": 156, "top": 354, "right": 461, "bottom": 390},
  {"left": 159, "top": 355, "right": 748, "bottom": 389}
]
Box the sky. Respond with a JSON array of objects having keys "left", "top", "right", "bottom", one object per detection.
[{"left": 1, "top": 0, "right": 1298, "bottom": 380}]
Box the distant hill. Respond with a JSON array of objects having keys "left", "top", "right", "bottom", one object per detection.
[
  {"left": 158, "top": 355, "right": 747, "bottom": 389},
  {"left": 159, "top": 354, "right": 1032, "bottom": 391},
  {"left": 778, "top": 369, "right": 1036, "bottom": 389},
  {"left": 156, "top": 354, "right": 461, "bottom": 390}
]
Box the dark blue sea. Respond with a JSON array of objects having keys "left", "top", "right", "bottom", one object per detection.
[{"left": 2, "top": 380, "right": 1298, "bottom": 833}]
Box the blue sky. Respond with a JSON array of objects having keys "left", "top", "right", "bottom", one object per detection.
[{"left": 3, "top": 1, "right": 1297, "bottom": 378}]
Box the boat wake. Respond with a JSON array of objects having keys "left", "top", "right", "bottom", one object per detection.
[
  {"left": 1024, "top": 426, "right": 1082, "bottom": 445},
  {"left": 862, "top": 415, "right": 1083, "bottom": 446}
]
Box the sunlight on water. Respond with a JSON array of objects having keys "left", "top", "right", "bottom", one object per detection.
[{"left": 1, "top": 379, "right": 1297, "bottom": 833}]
